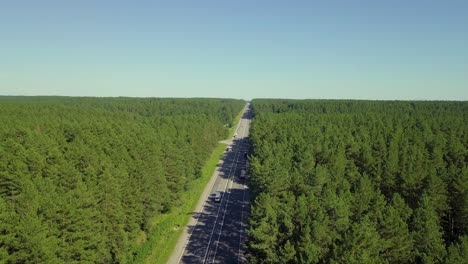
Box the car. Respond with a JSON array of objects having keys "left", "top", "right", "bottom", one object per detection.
[
  {"left": 226, "top": 146, "right": 232, "bottom": 151},
  {"left": 234, "top": 133, "right": 238, "bottom": 138},
  {"left": 213, "top": 191, "right": 222, "bottom": 202},
  {"left": 240, "top": 169, "right": 246, "bottom": 179}
]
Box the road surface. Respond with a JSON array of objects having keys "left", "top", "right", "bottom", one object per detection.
[{"left": 168, "top": 104, "right": 252, "bottom": 264}]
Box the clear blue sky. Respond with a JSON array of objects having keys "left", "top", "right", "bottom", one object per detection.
[{"left": 1, "top": 0, "right": 467, "bottom": 100}]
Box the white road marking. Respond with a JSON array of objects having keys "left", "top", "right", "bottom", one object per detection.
[
  {"left": 238, "top": 118, "right": 250, "bottom": 264},
  {"left": 202, "top": 147, "right": 241, "bottom": 263},
  {"left": 203, "top": 116, "right": 247, "bottom": 264},
  {"left": 210, "top": 118, "right": 248, "bottom": 263},
  {"left": 176, "top": 158, "right": 224, "bottom": 264},
  {"left": 178, "top": 105, "right": 249, "bottom": 264}
]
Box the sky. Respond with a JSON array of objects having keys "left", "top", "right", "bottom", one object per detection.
[{"left": 1, "top": 0, "right": 467, "bottom": 100}]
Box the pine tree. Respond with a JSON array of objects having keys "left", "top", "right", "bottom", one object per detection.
[
  {"left": 379, "top": 194, "right": 414, "bottom": 263},
  {"left": 446, "top": 236, "right": 468, "bottom": 264},
  {"left": 412, "top": 194, "right": 447, "bottom": 263},
  {"left": 332, "top": 216, "right": 384, "bottom": 264},
  {"left": 447, "top": 166, "right": 468, "bottom": 242},
  {"left": 248, "top": 193, "right": 279, "bottom": 263}
]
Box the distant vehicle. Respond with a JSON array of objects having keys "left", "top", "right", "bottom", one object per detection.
[
  {"left": 213, "top": 191, "right": 222, "bottom": 202},
  {"left": 240, "top": 169, "right": 246, "bottom": 179},
  {"left": 226, "top": 146, "right": 232, "bottom": 151},
  {"left": 234, "top": 133, "right": 238, "bottom": 138}
]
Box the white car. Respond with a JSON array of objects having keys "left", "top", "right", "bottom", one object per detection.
[{"left": 213, "top": 191, "right": 222, "bottom": 202}]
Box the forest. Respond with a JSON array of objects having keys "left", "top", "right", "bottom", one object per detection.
[
  {"left": 247, "top": 99, "right": 468, "bottom": 263},
  {"left": 0, "top": 96, "right": 244, "bottom": 263}
]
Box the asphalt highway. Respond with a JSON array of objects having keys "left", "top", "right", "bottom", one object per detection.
[{"left": 174, "top": 104, "right": 252, "bottom": 264}]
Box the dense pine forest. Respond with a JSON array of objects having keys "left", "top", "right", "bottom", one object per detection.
[
  {"left": 0, "top": 96, "right": 244, "bottom": 263},
  {"left": 247, "top": 99, "right": 468, "bottom": 263}
]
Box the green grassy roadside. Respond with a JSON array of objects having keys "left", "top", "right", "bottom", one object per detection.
[
  {"left": 127, "top": 143, "right": 227, "bottom": 264},
  {"left": 228, "top": 104, "right": 245, "bottom": 138}
]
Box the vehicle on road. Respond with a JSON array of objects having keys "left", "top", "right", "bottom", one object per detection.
[
  {"left": 213, "top": 191, "right": 222, "bottom": 202},
  {"left": 240, "top": 169, "right": 246, "bottom": 179},
  {"left": 226, "top": 146, "right": 232, "bottom": 151}
]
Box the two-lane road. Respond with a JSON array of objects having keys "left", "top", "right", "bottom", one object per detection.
[{"left": 168, "top": 105, "right": 252, "bottom": 264}]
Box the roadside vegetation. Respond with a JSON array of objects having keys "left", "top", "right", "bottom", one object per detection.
[
  {"left": 0, "top": 96, "right": 244, "bottom": 263},
  {"left": 228, "top": 104, "right": 246, "bottom": 137},
  {"left": 247, "top": 99, "right": 468, "bottom": 263}
]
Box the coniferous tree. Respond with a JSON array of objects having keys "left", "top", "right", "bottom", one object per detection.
[{"left": 413, "top": 194, "right": 447, "bottom": 263}]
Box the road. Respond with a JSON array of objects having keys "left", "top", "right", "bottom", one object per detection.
[{"left": 168, "top": 104, "right": 252, "bottom": 264}]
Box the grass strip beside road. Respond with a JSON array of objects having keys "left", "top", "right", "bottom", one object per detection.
[
  {"left": 228, "top": 105, "right": 245, "bottom": 138},
  {"left": 131, "top": 143, "right": 227, "bottom": 264}
]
